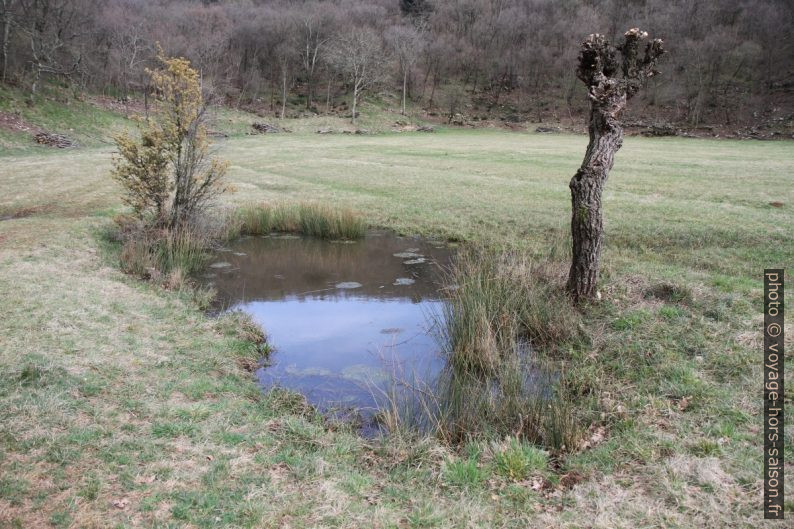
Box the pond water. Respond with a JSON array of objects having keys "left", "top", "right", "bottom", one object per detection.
[{"left": 201, "top": 232, "right": 453, "bottom": 429}]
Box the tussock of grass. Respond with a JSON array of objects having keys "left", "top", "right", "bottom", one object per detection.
[
  {"left": 115, "top": 221, "right": 210, "bottom": 280},
  {"left": 263, "top": 387, "right": 316, "bottom": 418},
  {"left": 112, "top": 203, "right": 364, "bottom": 291},
  {"left": 441, "top": 247, "right": 581, "bottom": 374},
  {"left": 232, "top": 202, "right": 365, "bottom": 240},
  {"left": 380, "top": 246, "right": 588, "bottom": 450},
  {"left": 442, "top": 456, "right": 487, "bottom": 489},
  {"left": 157, "top": 228, "right": 210, "bottom": 276},
  {"left": 215, "top": 310, "right": 267, "bottom": 345},
  {"left": 492, "top": 438, "right": 548, "bottom": 480},
  {"left": 118, "top": 235, "right": 156, "bottom": 277},
  {"left": 425, "top": 360, "right": 585, "bottom": 450}
]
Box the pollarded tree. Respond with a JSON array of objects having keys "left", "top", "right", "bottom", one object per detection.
[
  {"left": 566, "top": 29, "right": 665, "bottom": 302},
  {"left": 112, "top": 51, "right": 227, "bottom": 230}
]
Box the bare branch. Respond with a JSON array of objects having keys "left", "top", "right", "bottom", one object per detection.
[
  {"left": 576, "top": 33, "right": 617, "bottom": 88},
  {"left": 619, "top": 28, "right": 665, "bottom": 98}
]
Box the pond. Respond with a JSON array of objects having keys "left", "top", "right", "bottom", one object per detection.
[{"left": 200, "top": 231, "right": 454, "bottom": 432}]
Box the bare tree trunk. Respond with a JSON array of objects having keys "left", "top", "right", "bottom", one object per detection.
[
  {"left": 280, "top": 65, "right": 287, "bottom": 119},
  {"left": 420, "top": 66, "right": 429, "bottom": 101},
  {"left": 566, "top": 29, "right": 665, "bottom": 302},
  {"left": 31, "top": 65, "right": 40, "bottom": 94},
  {"left": 402, "top": 70, "right": 407, "bottom": 115},
  {"left": 1, "top": 0, "right": 10, "bottom": 83},
  {"left": 567, "top": 105, "right": 623, "bottom": 301},
  {"left": 306, "top": 72, "right": 313, "bottom": 110},
  {"left": 326, "top": 77, "right": 331, "bottom": 114},
  {"left": 429, "top": 72, "right": 438, "bottom": 109},
  {"left": 351, "top": 83, "right": 358, "bottom": 125}
]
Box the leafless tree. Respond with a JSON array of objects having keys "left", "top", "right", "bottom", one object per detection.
[
  {"left": 385, "top": 24, "right": 424, "bottom": 115},
  {"left": 0, "top": 0, "right": 17, "bottom": 83},
  {"left": 328, "top": 28, "right": 389, "bottom": 125},
  {"left": 261, "top": 11, "right": 298, "bottom": 119},
  {"left": 566, "top": 29, "right": 665, "bottom": 302},
  {"left": 111, "top": 22, "right": 150, "bottom": 100},
  {"left": 18, "top": 0, "right": 84, "bottom": 93},
  {"left": 420, "top": 34, "right": 457, "bottom": 109},
  {"left": 275, "top": 41, "right": 296, "bottom": 119},
  {"left": 296, "top": 5, "right": 336, "bottom": 110}
]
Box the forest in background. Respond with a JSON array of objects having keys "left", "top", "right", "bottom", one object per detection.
[{"left": 1, "top": 0, "right": 793, "bottom": 132}]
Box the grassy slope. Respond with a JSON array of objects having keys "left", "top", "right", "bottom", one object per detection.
[
  {"left": 0, "top": 84, "right": 425, "bottom": 155},
  {"left": 0, "top": 85, "right": 131, "bottom": 154},
  {"left": 1, "top": 116, "right": 793, "bottom": 527}
]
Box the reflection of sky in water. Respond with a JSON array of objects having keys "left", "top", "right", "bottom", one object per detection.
[
  {"left": 199, "top": 232, "right": 453, "bottom": 414},
  {"left": 239, "top": 297, "right": 444, "bottom": 372},
  {"left": 244, "top": 297, "right": 445, "bottom": 410}
]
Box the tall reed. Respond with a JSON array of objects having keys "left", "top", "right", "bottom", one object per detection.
[
  {"left": 115, "top": 202, "right": 365, "bottom": 285},
  {"left": 155, "top": 228, "right": 210, "bottom": 276},
  {"left": 117, "top": 223, "right": 209, "bottom": 280},
  {"left": 233, "top": 202, "right": 365, "bottom": 240},
  {"left": 441, "top": 247, "right": 580, "bottom": 374},
  {"left": 378, "top": 245, "right": 588, "bottom": 450}
]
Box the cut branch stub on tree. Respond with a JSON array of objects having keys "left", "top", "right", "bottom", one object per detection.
[{"left": 566, "top": 29, "right": 665, "bottom": 303}]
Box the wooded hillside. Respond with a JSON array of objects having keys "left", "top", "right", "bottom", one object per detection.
[{"left": 1, "top": 0, "right": 793, "bottom": 130}]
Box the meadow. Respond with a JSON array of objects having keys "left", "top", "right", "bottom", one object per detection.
[{"left": 1, "top": 116, "right": 792, "bottom": 527}]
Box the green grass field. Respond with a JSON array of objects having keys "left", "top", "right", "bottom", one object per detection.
[{"left": 1, "top": 116, "right": 793, "bottom": 527}]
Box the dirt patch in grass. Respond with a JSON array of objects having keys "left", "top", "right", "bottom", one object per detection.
[
  {"left": 0, "top": 111, "right": 42, "bottom": 135},
  {"left": 0, "top": 204, "right": 55, "bottom": 221}
]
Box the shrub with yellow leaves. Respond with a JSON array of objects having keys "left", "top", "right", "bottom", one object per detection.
[{"left": 112, "top": 49, "right": 227, "bottom": 230}]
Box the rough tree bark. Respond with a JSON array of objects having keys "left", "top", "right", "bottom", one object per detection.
[{"left": 566, "top": 28, "right": 665, "bottom": 302}]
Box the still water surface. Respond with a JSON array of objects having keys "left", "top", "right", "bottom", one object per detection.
[{"left": 202, "top": 232, "right": 453, "bottom": 421}]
